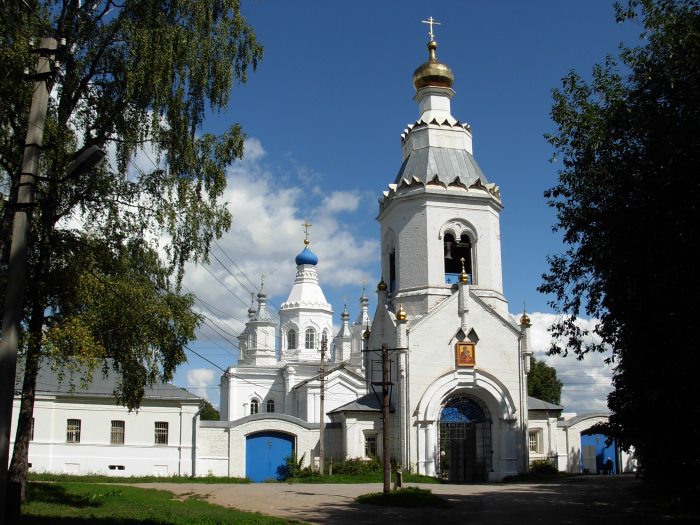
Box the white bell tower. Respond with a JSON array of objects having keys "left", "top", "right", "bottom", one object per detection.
[{"left": 378, "top": 35, "right": 508, "bottom": 318}]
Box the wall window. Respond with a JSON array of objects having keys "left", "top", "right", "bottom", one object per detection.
[
  {"left": 111, "top": 420, "right": 125, "bottom": 445},
  {"left": 250, "top": 399, "right": 259, "bottom": 415},
  {"left": 365, "top": 434, "right": 378, "bottom": 458},
  {"left": 66, "top": 419, "right": 81, "bottom": 443},
  {"left": 287, "top": 329, "right": 297, "bottom": 350},
  {"left": 444, "top": 232, "right": 473, "bottom": 284},
  {"left": 30, "top": 417, "right": 34, "bottom": 441},
  {"left": 305, "top": 328, "right": 315, "bottom": 350},
  {"left": 266, "top": 399, "right": 275, "bottom": 413},
  {"left": 528, "top": 430, "right": 542, "bottom": 454},
  {"left": 154, "top": 421, "right": 169, "bottom": 445}
]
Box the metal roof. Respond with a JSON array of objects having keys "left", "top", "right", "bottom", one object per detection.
[
  {"left": 329, "top": 393, "right": 394, "bottom": 414},
  {"left": 394, "top": 147, "right": 489, "bottom": 187},
  {"left": 527, "top": 396, "right": 564, "bottom": 411},
  {"left": 16, "top": 358, "right": 200, "bottom": 402}
]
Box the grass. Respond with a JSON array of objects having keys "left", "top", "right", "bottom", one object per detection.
[
  {"left": 28, "top": 472, "right": 249, "bottom": 484},
  {"left": 21, "top": 482, "right": 296, "bottom": 524},
  {"left": 356, "top": 486, "right": 450, "bottom": 508},
  {"left": 284, "top": 472, "right": 440, "bottom": 484}
]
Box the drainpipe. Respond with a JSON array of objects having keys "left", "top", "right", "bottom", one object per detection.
[{"left": 191, "top": 403, "right": 204, "bottom": 477}]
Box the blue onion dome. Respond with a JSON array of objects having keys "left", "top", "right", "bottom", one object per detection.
[{"left": 295, "top": 246, "right": 318, "bottom": 265}]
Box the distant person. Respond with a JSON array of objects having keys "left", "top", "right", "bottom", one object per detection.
[{"left": 605, "top": 457, "right": 614, "bottom": 475}]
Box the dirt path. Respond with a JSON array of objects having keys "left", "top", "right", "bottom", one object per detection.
[{"left": 134, "top": 475, "right": 692, "bottom": 524}]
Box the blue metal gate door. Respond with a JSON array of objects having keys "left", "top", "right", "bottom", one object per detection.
[
  {"left": 245, "top": 431, "right": 294, "bottom": 482},
  {"left": 580, "top": 433, "right": 617, "bottom": 474}
]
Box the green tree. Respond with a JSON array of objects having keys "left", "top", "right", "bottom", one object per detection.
[
  {"left": 0, "top": 0, "right": 262, "bottom": 504},
  {"left": 527, "top": 358, "right": 562, "bottom": 405},
  {"left": 540, "top": 0, "right": 699, "bottom": 498},
  {"left": 200, "top": 399, "right": 220, "bottom": 421}
]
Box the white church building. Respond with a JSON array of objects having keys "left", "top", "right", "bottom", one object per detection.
[{"left": 11, "top": 28, "right": 634, "bottom": 482}]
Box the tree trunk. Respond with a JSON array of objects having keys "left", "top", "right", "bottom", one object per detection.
[{"left": 7, "top": 200, "right": 53, "bottom": 511}]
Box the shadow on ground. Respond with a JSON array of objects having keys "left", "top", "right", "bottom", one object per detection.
[{"left": 277, "top": 477, "right": 697, "bottom": 524}]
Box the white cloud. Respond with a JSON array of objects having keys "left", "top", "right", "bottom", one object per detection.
[
  {"left": 183, "top": 137, "right": 379, "bottom": 353},
  {"left": 186, "top": 368, "right": 217, "bottom": 401},
  {"left": 521, "top": 311, "right": 614, "bottom": 415}
]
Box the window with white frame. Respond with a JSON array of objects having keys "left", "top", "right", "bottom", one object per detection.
[
  {"left": 111, "top": 420, "right": 125, "bottom": 445},
  {"left": 305, "top": 328, "right": 315, "bottom": 350},
  {"left": 250, "top": 399, "right": 259, "bottom": 415},
  {"left": 154, "top": 421, "right": 169, "bottom": 445},
  {"left": 266, "top": 399, "right": 275, "bottom": 413},
  {"left": 287, "top": 329, "right": 297, "bottom": 350},
  {"left": 66, "top": 419, "right": 81, "bottom": 443},
  {"left": 528, "top": 429, "right": 542, "bottom": 454},
  {"left": 364, "top": 433, "right": 378, "bottom": 458}
]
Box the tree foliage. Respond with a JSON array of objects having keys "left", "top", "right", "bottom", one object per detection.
[
  {"left": 0, "top": 0, "right": 262, "bottom": 502},
  {"left": 200, "top": 400, "right": 220, "bottom": 421},
  {"left": 527, "top": 358, "right": 562, "bottom": 406},
  {"left": 540, "top": 0, "right": 699, "bottom": 498}
]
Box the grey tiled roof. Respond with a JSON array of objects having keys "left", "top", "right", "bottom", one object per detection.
[
  {"left": 394, "top": 147, "right": 489, "bottom": 187},
  {"left": 16, "top": 358, "right": 200, "bottom": 402}
]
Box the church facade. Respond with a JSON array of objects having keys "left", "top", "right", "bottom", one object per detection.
[{"left": 207, "top": 32, "right": 533, "bottom": 482}]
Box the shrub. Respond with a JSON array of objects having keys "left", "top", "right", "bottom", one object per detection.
[
  {"left": 529, "top": 459, "right": 558, "bottom": 475},
  {"left": 333, "top": 457, "right": 383, "bottom": 476}
]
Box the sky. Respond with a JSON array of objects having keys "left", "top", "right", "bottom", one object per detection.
[{"left": 170, "top": 1, "right": 644, "bottom": 414}]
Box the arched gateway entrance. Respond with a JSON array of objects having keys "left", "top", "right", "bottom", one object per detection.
[{"left": 438, "top": 396, "right": 492, "bottom": 482}]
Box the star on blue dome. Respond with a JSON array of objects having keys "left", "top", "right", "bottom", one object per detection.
[{"left": 295, "top": 246, "right": 318, "bottom": 266}]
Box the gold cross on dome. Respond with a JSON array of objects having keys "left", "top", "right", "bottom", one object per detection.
[
  {"left": 422, "top": 16, "right": 441, "bottom": 41},
  {"left": 302, "top": 220, "right": 312, "bottom": 244}
]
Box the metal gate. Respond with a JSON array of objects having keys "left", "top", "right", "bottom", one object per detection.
[
  {"left": 438, "top": 396, "right": 492, "bottom": 482},
  {"left": 245, "top": 431, "right": 294, "bottom": 482}
]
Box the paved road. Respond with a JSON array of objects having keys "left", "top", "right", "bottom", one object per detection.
[{"left": 137, "top": 475, "right": 692, "bottom": 524}]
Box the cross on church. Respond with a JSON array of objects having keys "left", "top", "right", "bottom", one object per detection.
[
  {"left": 421, "top": 16, "right": 441, "bottom": 41},
  {"left": 302, "top": 220, "right": 312, "bottom": 244}
]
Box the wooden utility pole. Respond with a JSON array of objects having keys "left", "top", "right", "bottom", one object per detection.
[
  {"left": 318, "top": 333, "right": 327, "bottom": 475},
  {"left": 0, "top": 37, "right": 57, "bottom": 519},
  {"left": 381, "top": 343, "right": 391, "bottom": 494}
]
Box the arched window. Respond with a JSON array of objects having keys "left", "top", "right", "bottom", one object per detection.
[
  {"left": 250, "top": 332, "right": 257, "bottom": 348},
  {"left": 266, "top": 399, "right": 275, "bottom": 413},
  {"left": 287, "top": 329, "right": 297, "bottom": 350},
  {"left": 250, "top": 399, "right": 259, "bottom": 415},
  {"left": 305, "top": 328, "right": 315, "bottom": 350},
  {"left": 444, "top": 232, "right": 473, "bottom": 284}
]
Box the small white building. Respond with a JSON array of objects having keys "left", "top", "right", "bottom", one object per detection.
[{"left": 11, "top": 361, "right": 201, "bottom": 477}]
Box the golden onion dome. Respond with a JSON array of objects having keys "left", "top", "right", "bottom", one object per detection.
[
  {"left": 520, "top": 312, "right": 531, "bottom": 327},
  {"left": 413, "top": 40, "right": 454, "bottom": 90},
  {"left": 377, "top": 278, "right": 388, "bottom": 292},
  {"left": 396, "top": 304, "right": 407, "bottom": 322}
]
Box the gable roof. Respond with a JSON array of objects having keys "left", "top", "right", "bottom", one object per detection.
[
  {"left": 16, "top": 358, "right": 200, "bottom": 402},
  {"left": 527, "top": 396, "right": 564, "bottom": 411},
  {"left": 329, "top": 393, "right": 394, "bottom": 414}
]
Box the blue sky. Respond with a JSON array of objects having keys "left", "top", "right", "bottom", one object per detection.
[{"left": 173, "top": 1, "right": 643, "bottom": 413}]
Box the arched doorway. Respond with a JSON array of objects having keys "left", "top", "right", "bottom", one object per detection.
[
  {"left": 438, "top": 396, "right": 492, "bottom": 482},
  {"left": 245, "top": 431, "right": 294, "bottom": 482}
]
